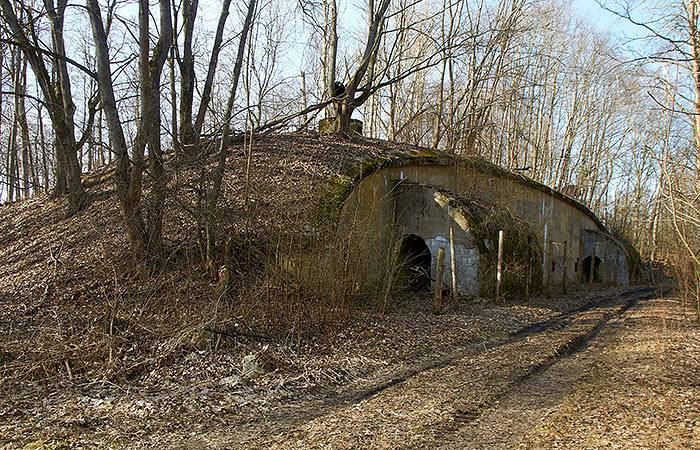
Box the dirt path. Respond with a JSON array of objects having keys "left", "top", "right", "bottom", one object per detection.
[
  {"left": 169, "top": 288, "right": 660, "bottom": 450},
  {"left": 519, "top": 295, "right": 700, "bottom": 449},
  {"left": 437, "top": 292, "right": 635, "bottom": 449}
]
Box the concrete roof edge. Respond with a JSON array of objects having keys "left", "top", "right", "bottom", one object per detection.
[{"left": 348, "top": 152, "right": 608, "bottom": 234}]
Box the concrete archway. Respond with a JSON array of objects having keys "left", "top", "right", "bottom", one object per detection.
[
  {"left": 582, "top": 255, "right": 603, "bottom": 282},
  {"left": 398, "top": 234, "right": 432, "bottom": 290}
]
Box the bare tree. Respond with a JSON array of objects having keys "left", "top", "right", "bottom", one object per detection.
[
  {"left": 16, "top": 47, "right": 30, "bottom": 198},
  {"left": 600, "top": 0, "right": 700, "bottom": 308},
  {"left": 6, "top": 43, "right": 19, "bottom": 201},
  {"left": 176, "top": 0, "right": 235, "bottom": 151},
  {"left": 138, "top": 0, "right": 173, "bottom": 254},
  {"left": 0, "top": 0, "right": 89, "bottom": 211},
  {"left": 204, "top": 0, "right": 257, "bottom": 272},
  {"left": 331, "top": 0, "right": 390, "bottom": 133},
  {"left": 298, "top": 0, "right": 338, "bottom": 116},
  {"left": 87, "top": 0, "right": 172, "bottom": 260}
]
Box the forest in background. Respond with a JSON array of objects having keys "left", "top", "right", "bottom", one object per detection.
[{"left": 0, "top": 0, "right": 698, "bottom": 310}]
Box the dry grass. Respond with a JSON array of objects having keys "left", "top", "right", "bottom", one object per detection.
[{"left": 0, "top": 286, "right": 616, "bottom": 449}]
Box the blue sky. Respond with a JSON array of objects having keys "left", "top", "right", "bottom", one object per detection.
[{"left": 576, "top": 0, "right": 648, "bottom": 42}]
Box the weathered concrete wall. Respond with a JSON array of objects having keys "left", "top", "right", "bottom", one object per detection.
[
  {"left": 393, "top": 183, "right": 479, "bottom": 295},
  {"left": 339, "top": 162, "right": 630, "bottom": 295}
]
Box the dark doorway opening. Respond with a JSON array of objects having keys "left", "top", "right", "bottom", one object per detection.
[
  {"left": 398, "top": 234, "right": 432, "bottom": 290},
  {"left": 582, "top": 255, "right": 603, "bottom": 282}
]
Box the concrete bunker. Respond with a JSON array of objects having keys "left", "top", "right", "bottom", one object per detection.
[
  {"left": 581, "top": 230, "right": 631, "bottom": 285},
  {"left": 383, "top": 180, "right": 542, "bottom": 297},
  {"left": 332, "top": 146, "right": 638, "bottom": 299},
  {"left": 391, "top": 181, "right": 481, "bottom": 295},
  {"left": 183, "top": 133, "right": 638, "bottom": 302}
]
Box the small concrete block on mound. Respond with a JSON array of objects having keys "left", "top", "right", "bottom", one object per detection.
[{"left": 319, "top": 118, "right": 363, "bottom": 135}]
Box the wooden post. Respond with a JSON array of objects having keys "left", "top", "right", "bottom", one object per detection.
[
  {"left": 543, "top": 238, "right": 549, "bottom": 298},
  {"left": 589, "top": 245, "right": 596, "bottom": 291},
  {"left": 496, "top": 230, "right": 504, "bottom": 302},
  {"left": 544, "top": 241, "right": 554, "bottom": 298},
  {"left": 578, "top": 233, "right": 585, "bottom": 288},
  {"left": 433, "top": 247, "right": 445, "bottom": 315},
  {"left": 542, "top": 226, "right": 548, "bottom": 289},
  {"left": 525, "top": 236, "right": 531, "bottom": 301},
  {"left": 562, "top": 240, "right": 568, "bottom": 295},
  {"left": 450, "top": 226, "right": 458, "bottom": 309}
]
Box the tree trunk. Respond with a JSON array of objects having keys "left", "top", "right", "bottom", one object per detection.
[
  {"left": 322, "top": 0, "right": 338, "bottom": 114},
  {"left": 332, "top": 0, "right": 390, "bottom": 134},
  {"left": 38, "top": 108, "right": 50, "bottom": 192},
  {"left": 7, "top": 102, "right": 18, "bottom": 202},
  {"left": 690, "top": 0, "right": 700, "bottom": 165},
  {"left": 336, "top": 102, "right": 355, "bottom": 134},
  {"left": 43, "top": 0, "right": 86, "bottom": 211},
  {"left": 97, "top": 109, "right": 106, "bottom": 166},
  {"left": 204, "top": 0, "right": 256, "bottom": 272},
  {"left": 28, "top": 131, "right": 38, "bottom": 193},
  {"left": 7, "top": 44, "right": 20, "bottom": 201},
  {"left": 0, "top": 0, "right": 86, "bottom": 210},
  {"left": 169, "top": 45, "right": 178, "bottom": 157},
  {"left": 432, "top": 58, "right": 447, "bottom": 149},
  {"left": 0, "top": 30, "right": 3, "bottom": 184},
  {"left": 17, "top": 57, "right": 32, "bottom": 197},
  {"left": 178, "top": 0, "right": 198, "bottom": 148},
  {"left": 87, "top": 0, "right": 147, "bottom": 258},
  {"left": 138, "top": 0, "right": 172, "bottom": 256},
  {"left": 193, "top": 0, "right": 233, "bottom": 137}
]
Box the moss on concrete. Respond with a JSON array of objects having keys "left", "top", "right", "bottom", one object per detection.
[
  {"left": 316, "top": 174, "right": 355, "bottom": 229},
  {"left": 326, "top": 150, "right": 607, "bottom": 235}
]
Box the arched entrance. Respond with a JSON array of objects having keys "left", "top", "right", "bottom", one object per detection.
[
  {"left": 398, "top": 234, "right": 432, "bottom": 290},
  {"left": 582, "top": 255, "right": 603, "bottom": 282}
]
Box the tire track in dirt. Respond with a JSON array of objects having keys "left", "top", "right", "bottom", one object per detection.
[
  {"left": 435, "top": 288, "right": 661, "bottom": 449},
  {"left": 330, "top": 287, "right": 656, "bottom": 410},
  {"left": 175, "top": 287, "right": 659, "bottom": 449}
]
